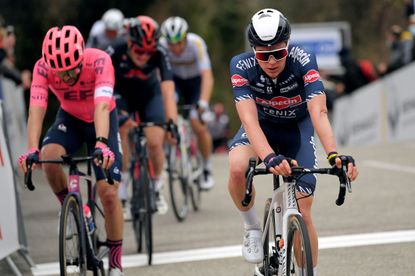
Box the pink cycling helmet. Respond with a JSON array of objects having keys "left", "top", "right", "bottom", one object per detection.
[{"left": 42, "top": 26, "right": 85, "bottom": 71}]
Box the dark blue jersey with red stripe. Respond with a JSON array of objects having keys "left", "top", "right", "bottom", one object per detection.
[{"left": 229, "top": 45, "right": 325, "bottom": 124}]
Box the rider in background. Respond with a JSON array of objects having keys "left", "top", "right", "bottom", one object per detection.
[
  {"left": 108, "top": 16, "right": 178, "bottom": 218},
  {"left": 18, "top": 26, "right": 124, "bottom": 276},
  {"left": 227, "top": 9, "right": 358, "bottom": 274},
  {"left": 160, "top": 16, "right": 215, "bottom": 190},
  {"left": 87, "top": 8, "right": 126, "bottom": 50}
]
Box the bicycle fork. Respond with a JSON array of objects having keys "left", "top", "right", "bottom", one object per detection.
[{"left": 263, "top": 180, "right": 300, "bottom": 276}]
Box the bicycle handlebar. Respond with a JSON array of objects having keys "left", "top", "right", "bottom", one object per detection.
[
  {"left": 241, "top": 157, "right": 352, "bottom": 207},
  {"left": 24, "top": 155, "right": 114, "bottom": 191}
]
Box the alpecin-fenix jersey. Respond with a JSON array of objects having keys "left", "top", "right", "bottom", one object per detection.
[
  {"left": 30, "top": 48, "right": 116, "bottom": 123},
  {"left": 230, "top": 45, "right": 325, "bottom": 124}
]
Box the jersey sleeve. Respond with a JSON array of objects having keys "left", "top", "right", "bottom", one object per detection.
[
  {"left": 193, "top": 34, "right": 212, "bottom": 72},
  {"left": 297, "top": 50, "right": 325, "bottom": 101},
  {"left": 29, "top": 59, "right": 49, "bottom": 109},
  {"left": 229, "top": 55, "right": 253, "bottom": 103},
  {"left": 93, "top": 52, "right": 115, "bottom": 105},
  {"left": 157, "top": 46, "right": 173, "bottom": 81}
]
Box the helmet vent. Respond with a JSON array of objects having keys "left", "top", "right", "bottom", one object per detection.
[
  {"left": 74, "top": 50, "right": 79, "bottom": 61},
  {"left": 55, "top": 37, "right": 61, "bottom": 50},
  {"left": 65, "top": 29, "right": 70, "bottom": 38},
  {"left": 56, "top": 54, "right": 63, "bottom": 68},
  {"left": 64, "top": 43, "right": 69, "bottom": 53},
  {"left": 65, "top": 57, "right": 71, "bottom": 67}
]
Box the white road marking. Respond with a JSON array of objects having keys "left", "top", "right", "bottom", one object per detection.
[
  {"left": 363, "top": 160, "right": 415, "bottom": 174},
  {"left": 31, "top": 229, "right": 415, "bottom": 275}
]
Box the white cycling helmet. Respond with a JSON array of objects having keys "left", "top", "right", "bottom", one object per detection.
[
  {"left": 102, "top": 8, "right": 124, "bottom": 31},
  {"left": 248, "top": 8, "right": 291, "bottom": 47},
  {"left": 161, "top": 16, "right": 188, "bottom": 43}
]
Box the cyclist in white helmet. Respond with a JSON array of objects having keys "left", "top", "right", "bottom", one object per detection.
[
  {"left": 160, "top": 16, "right": 215, "bottom": 190},
  {"left": 87, "top": 8, "right": 126, "bottom": 50}
]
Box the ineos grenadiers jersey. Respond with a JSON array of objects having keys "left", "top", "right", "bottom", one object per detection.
[
  {"left": 160, "top": 33, "right": 211, "bottom": 79},
  {"left": 30, "top": 48, "right": 116, "bottom": 123},
  {"left": 108, "top": 41, "right": 173, "bottom": 94},
  {"left": 230, "top": 45, "right": 325, "bottom": 124}
]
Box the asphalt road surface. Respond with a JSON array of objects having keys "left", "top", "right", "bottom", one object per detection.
[{"left": 1, "top": 141, "right": 415, "bottom": 276}]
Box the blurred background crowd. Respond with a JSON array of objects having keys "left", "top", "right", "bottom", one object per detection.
[{"left": 1, "top": 0, "right": 415, "bottom": 151}]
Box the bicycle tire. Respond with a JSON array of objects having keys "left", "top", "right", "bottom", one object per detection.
[
  {"left": 286, "top": 214, "right": 313, "bottom": 276},
  {"left": 131, "top": 170, "right": 143, "bottom": 253},
  {"left": 189, "top": 150, "right": 202, "bottom": 211},
  {"left": 91, "top": 192, "right": 107, "bottom": 276},
  {"left": 167, "top": 144, "right": 189, "bottom": 222},
  {"left": 140, "top": 161, "right": 153, "bottom": 265},
  {"left": 262, "top": 198, "right": 278, "bottom": 276},
  {"left": 59, "top": 195, "right": 87, "bottom": 276}
]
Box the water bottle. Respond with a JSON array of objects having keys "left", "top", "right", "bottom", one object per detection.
[{"left": 83, "top": 204, "right": 95, "bottom": 234}]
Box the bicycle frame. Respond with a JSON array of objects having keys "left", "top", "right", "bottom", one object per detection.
[
  {"left": 24, "top": 155, "right": 112, "bottom": 274},
  {"left": 242, "top": 157, "right": 352, "bottom": 276}
]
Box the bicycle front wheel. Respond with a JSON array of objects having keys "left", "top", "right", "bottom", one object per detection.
[
  {"left": 59, "top": 195, "right": 86, "bottom": 276},
  {"left": 286, "top": 214, "right": 313, "bottom": 276},
  {"left": 167, "top": 144, "right": 189, "bottom": 222},
  {"left": 262, "top": 198, "right": 278, "bottom": 276},
  {"left": 90, "top": 190, "right": 107, "bottom": 276},
  {"left": 141, "top": 162, "right": 153, "bottom": 265},
  {"left": 189, "top": 150, "right": 202, "bottom": 211}
]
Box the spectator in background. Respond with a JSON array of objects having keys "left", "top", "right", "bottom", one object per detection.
[
  {"left": 207, "top": 102, "right": 231, "bottom": 153},
  {"left": 86, "top": 8, "right": 126, "bottom": 50},
  {"left": 338, "top": 48, "right": 370, "bottom": 95},
  {"left": 385, "top": 25, "right": 413, "bottom": 73},
  {"left": 0, "top": 21, "right": 31, "bottom": 90},
  {"left": 408, "top": 14, "right": 415, "bottom": 61}
]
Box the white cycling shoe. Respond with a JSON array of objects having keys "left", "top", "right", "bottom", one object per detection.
[
  {"left": 242, "top": 229, "right": 264, "bottom": 264},
  {"left": 109, "top": 268, "right": 124, "bottom": 276},
  {"left": 155, "top": 191, "right": 168, "bottom": 215},
  {"left": 200, "top": 170, "right": 215, "bottom": 190}
]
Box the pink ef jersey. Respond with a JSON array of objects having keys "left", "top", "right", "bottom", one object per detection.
[{"left": 30, "top": 48, "right": 116, "bottom": 123}]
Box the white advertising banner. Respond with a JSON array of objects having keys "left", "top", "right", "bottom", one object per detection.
[
  {"left": 333, "top": 81, "right": 382, "bottom": 147},
  {"left": 385, "top": 63, "right": 415, "bottom": 142},
  {"left": 0, "top": 77, "right": 27, "bottom": 168},
  {"left": 0, "top": 103, "right": 19, "bottom": 260}
]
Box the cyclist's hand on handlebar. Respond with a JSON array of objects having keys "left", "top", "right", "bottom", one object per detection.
[
  {"left": 166, "top": 119, "right": 179, "bottom": 145},
  {"left": 18, "top": 148, "right": 40, "bottom": 173},
  {"left": 263, "top": 153, "right": 298, "bottom": 177},
  {"left": 328, "top": 152, "right": 359, "bottom": 181},
  {"left": 93, "top": 142, "right": 115, "bottom": 169}
]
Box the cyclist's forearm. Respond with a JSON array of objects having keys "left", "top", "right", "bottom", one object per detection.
[
  {"left": 308, "top": 95, "right": 337, "bottom": 154},
  {"left": 199, "top": 69, "right": 214, "bottom": 103},
  {"left": 27, "top": 106, "right": 46, "bottom": 149},
  {"left": 161, "top": 80, "right": 178, "bottom": 122},
  {"left": 94, "top": 102, "right": 110, "bottom": 140},
  {"left": 236, "top": 100, "right": 273, "bottom": 160}
]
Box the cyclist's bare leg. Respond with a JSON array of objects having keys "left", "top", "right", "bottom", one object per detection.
[
  {"left": 119, "top": 119, "right": 132, "bottom": 173},
  {"left": 97, "top": 180, "right": 124, "bottom": 240},
  {"left": 296, "top": 194, "right": 318, "bottom": 267},
  {"left": 228, "top": 145, "right": 257, "bottom": 211},
  {"left": 190, "top": 118, "right": 212, "bottom": 160},
  {"left": 144, "top": 126, "right": 165, "bottom": 178},
  {"left": 41, "top": 144, "right": 67, "bottom": 193}
]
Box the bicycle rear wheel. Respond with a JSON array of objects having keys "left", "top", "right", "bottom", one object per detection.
[
  {"left": 286, "top": 214, "right": 313, "bottom": 276},
  {"left": 189, "top": 150, "right": 202, "bottom": 211},
  {"left": 167, "top": 144, "right": 189, "bottom": 222},
  {"left": 261, "top": 198, "right": 278, "bottom": 276},
  {"left": 59, "top": 195, "right": 86, "bottom": 276}
]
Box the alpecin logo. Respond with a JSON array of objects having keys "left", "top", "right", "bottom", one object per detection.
[
  {"left": 303, "top": 69, "right": 320, "bottom": 84},
  {"left": 231, "top": 74, "right": 249, "bottom": 87},
  {"left": 256, "top": 95, "right": 302, "bottom": 110}
]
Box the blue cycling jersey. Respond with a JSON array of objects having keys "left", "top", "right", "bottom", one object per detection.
[{"left": 229, "top": 45, "right": 325, "bottom": 124}]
